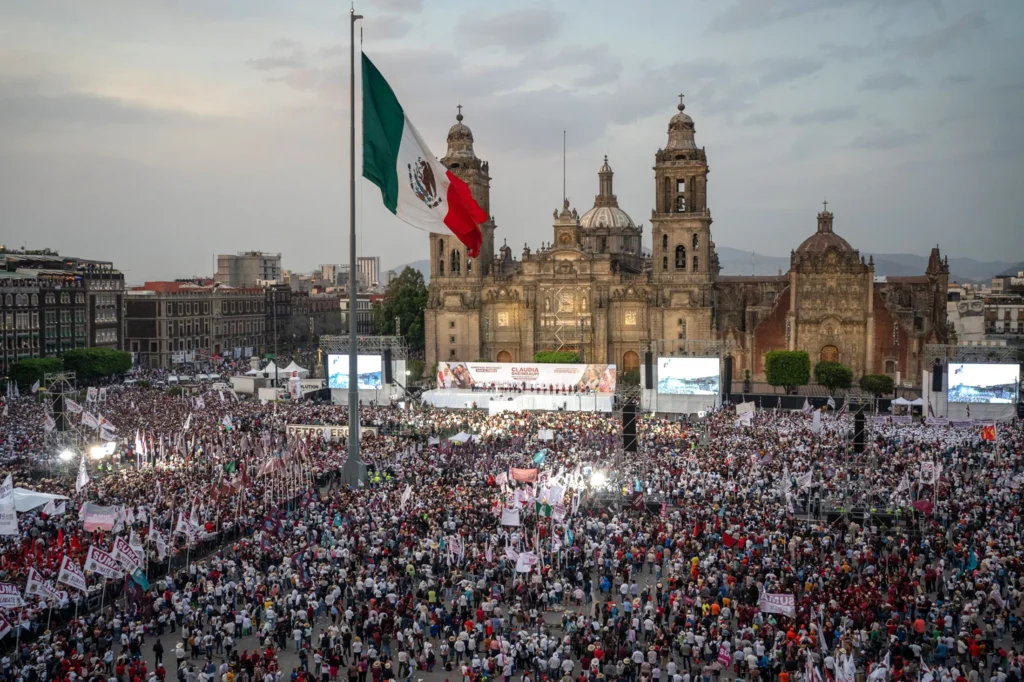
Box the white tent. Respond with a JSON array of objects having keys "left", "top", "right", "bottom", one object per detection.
[
  {"left": 909, "top": 397, "right": 925, "bottom": 406},
  {"left": 892, "top": 397, "right": 912, "bottom": 406},
  {"left": 449, "top": 432, "right": 476, "bottom": 444},
  {"left": 262, "top": 361, "right": 279, "bottom": 377},
  {"left": 12, "top": 487, "right": 69, "bottom": 513},
  {"left": 282, "top": 361, "right": 310, "bottom": 378}
]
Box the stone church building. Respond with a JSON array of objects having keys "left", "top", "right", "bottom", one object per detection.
[{"left": 424, "top": 99, "right": 949, "bottom": 385}]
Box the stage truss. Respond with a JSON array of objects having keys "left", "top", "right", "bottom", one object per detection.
[
  {"left": 42, "top": 371, "right": 85, "bottom": 470},
  {"left": 921, "top": 343, "right": 1019, "bottom": 366},
  {"left": 319, "top": 335, "right": 409, "bottom": 360},
  {"left": 644, "top": 338, "right": 742, "bottom": 359}
]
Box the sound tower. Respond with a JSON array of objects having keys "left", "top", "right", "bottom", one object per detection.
[
  {"left": 644, "top": 351, "right": 653, "bottom": 389},
  {"left": 853, "top": 407, "right": 865, "bottom": 454},
  {"left": 383, "top": 348, "right": 393, "bottom": 384},
  {"left": 54, "top": 395, "right": 67, "bottom": 432},
  {"left": 622, "top": 402, "right": 637, "bottom": 452},
  {"left": 931, "top": 359, "right": 943, "bottom": 393},
  {"left": 722, "top": 356, "right": 733, "bottom": 399}
]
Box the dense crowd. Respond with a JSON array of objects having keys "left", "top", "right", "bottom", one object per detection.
[{"left": 0, "top": 381, "right": 1022, "bottom": 682}]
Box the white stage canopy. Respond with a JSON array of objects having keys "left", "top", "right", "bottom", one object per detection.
[{"left": 282, "top": 361, "right": 309, "bottom": 378}]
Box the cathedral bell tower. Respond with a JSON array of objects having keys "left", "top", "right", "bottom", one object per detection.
[
  {"left": 650, "top": 94, "right": 717, "bottom": 341},
  {"left": 436, "top": 105, "right": 495, "bottom": 277}
]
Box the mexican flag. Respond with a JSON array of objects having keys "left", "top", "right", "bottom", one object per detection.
[{"left": 362, "top": 53, "right": 486, "bottom": 257}]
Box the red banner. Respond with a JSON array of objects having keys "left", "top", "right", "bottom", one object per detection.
[{"left": 510, "top": 468, "right": 538, "bottom": 483}]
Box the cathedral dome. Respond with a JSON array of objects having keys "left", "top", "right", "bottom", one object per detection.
[
  {"left": 578, "top": 205, "right": 636, "bottom": 230},
  {"left": 578, "top": 155, "right": 636, "bottom": 229},
  {"left": 444, "top": 106, "right": 476, "bottom": 162},
  {"left": 796, "top": 207, "right": 854, "bottom": 253}
]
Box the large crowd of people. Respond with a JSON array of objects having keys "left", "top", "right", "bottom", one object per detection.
[{"left": 1, "top": 377, "right": 1022, "bottom": 682}]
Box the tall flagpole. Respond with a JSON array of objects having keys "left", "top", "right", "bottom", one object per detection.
[{"left": 345, "top": 6, "right": 365, "bottom": 487}]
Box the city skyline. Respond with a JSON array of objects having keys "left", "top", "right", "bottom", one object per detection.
[{"left": 1, "top": 0, "right": 1021, "bottom": 282}]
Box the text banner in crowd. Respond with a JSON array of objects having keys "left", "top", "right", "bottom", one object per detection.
[
  {"left": 436, "top": 362, "right": 617, "bottom": 392},
  {"left": 80, "top": 503, "right": 119, "bottom": 532},
  {"left": 0, "top": 583, "right": 24, "bottom": 608},
  {"left": 285, "top": 424, "right": 378, "bottom": 441},
  {"left": 84, "top": 546, "right": 123, "bottom": 579},
  {"left": 758, "top": 591, "right": 796, "bottom": 617},
  {"left": 657, "top": 357, "right": 721, "bottom": 395}
]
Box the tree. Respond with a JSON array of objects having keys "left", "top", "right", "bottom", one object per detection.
[
  {"left": 859, "top": 373, "right": 894, "bottom": 398},
  {"left": 764, "top": 350, "right": 810, "bottom": 394},
  {"left": 620, "top": 369, "right": 641, "bottom": 387},
  {"left": 814, "top": 361, "right": 853, "bottom": 393},
  {"left": 406, "top": 359, "right": 425, "bottom": 383},
  {"left": 61, "top": 348, "right": 132, "bottom": 384},
  {"left": 533, "top": 350, "right": 580, "bottom": 364},
  {"left": 373, "top": 267, "right": 428, "bottom": 351},
  {"left": 10, "top": 358, "right": 63, "bottom": 389}
]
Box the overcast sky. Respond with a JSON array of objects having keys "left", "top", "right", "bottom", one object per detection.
[{"left": 1, "top": 0, "right": 1021, "bottom": 282}]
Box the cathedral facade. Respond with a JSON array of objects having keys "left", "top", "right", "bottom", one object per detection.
[{"left": 424, "top": 100, "right": 949, "bottom": 386}]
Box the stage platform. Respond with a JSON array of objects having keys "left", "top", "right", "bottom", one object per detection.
[{"left": 422, "top": 389, "right": 614, "bottom": 413}]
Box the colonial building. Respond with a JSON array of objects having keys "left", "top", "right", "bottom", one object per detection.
[{"left": 424, "top": 99, "right": 949, "bottom": 385}]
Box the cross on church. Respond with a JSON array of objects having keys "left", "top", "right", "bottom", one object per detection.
[
  {"left": 678, "top": 92, "right": 685, "bottom": 108},
  {"left": 822, "top": 199, "right": 828, "bottom": 212},
  {"left": 457, "top": 104, "right": 462, "bottom": 116}
]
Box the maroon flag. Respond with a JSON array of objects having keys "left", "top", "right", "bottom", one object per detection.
[{"left": 722, "top": 532, "right": 737, "bottom": 548}]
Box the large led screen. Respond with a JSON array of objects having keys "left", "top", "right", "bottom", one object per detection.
[
  {"left": 328, "top": 354, "right": 383, "bottom": 390},
  {"left": 947, "top": 363, "right": 1019, "bottom": 404},
  {"left": 657, "top": 357, "right": 720, "bottom": 395}
]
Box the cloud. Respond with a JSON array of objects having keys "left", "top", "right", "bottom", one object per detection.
[
  {"left": 901, "top": 9, "right": 986, "bottom": 58},
  {"left": 247, "top": 50, "right": 307, "bottom": 71},
  {"left": 791, "top": 105, "right": 858, "bottom": 125},
  {"left": 270, "top": 39, "right": 301, "bottom": 50},
  {"left": 942, "top": 73, "right": 974, "bottom": 85},
  {"left": 708, "top": 0, "right": 836, "bottom": 33},
  {"left": 742, "top": 112, "right": 781, "bottom": 127},
  {"left": 756, "top": 57, "right": 823, "bottom": 86},
  {"left": 374, "top": 0, "right": 423, "bottom": 13},
  {"left": 858, "top": 71, "right": 918, "bottom": 92},
  {"left": 363, "top": 15, "right": 414, "bottom": 41},
  {"left": 455, "top": 7, "right": 563, "bottom": 51},
  {"left": 0, "top": 80, "right": 199, "bottom": 126},
  {"left": 851, "top": 128, "right": 926, "bottom": 150}
]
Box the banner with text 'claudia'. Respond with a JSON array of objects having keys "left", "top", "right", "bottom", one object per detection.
[{"left": 437, "top": 362, "right": 616, "bottom": 392}]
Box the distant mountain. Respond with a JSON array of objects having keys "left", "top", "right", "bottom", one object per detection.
[
  {"left": 391, "top": 251, "right": 1017, "bottom": 285},
  {"left": 717, "top": 246, "right": 1016, "bottom": 283},
  {"left": 387, "top": 259, "right": 430, "bottom": 282}
]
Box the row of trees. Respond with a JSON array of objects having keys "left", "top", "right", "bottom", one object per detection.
[
  {"left": 7, "top": 348, "right": 132, "bottom": 389},
  {"left": 764, "top": 350, "right": 894, "bottom": 396}
]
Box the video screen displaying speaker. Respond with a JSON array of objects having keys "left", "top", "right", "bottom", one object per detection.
[{"left": 622, "top": 403, "right": 637, "bottom": 452}]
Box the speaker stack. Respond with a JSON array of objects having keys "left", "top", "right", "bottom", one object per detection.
[
  {"left": 722, "top": 356, "right": 733, "bottom": 400},
  {"left": 643, "top": 351, "right": 653, "bottom": 389},
  {"left": 853, "top": 406, "right": 866, "bottom": 454},
  {"left": 622, "top": 403, "right": 638, "bottom": 452},
  {"left": 931, "top": 359, "right": 943, "bottom": 393},
  {"left": 383, "top": 348, "right": 394, "bottom": 384}
]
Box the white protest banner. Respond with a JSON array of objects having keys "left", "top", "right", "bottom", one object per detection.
[
  {"left": 500, "top": 507, "right": 521, "bottom": 527},
  {"left": 796, "top": 471, "right": 813, "bottom": 490},
  {"left": 0, "top": 583, "right": 24, "bottom": 608},
  {"left": 80, "top": 503, "right": 119, "bottom": 532},
  {"left": 57, "top": 556, "right": 87, "bottom": 592},
  {"left": 515, "top": 551, "right": 539, "bottom": 573},
  {"left": 399, "top": 485, "right": 412, "bottom": 510},
  {"left": 43, "top": 414, "right": 57, "bottom": 433},
  {"left": 0, "top": 613, "right": 11, "bottom": 640},
  {"left": 81, "top": 411, "right": 100, "bottom": 429},
  {"left": 0, "top": 500, "right": 17, "bottom": 536},
  {"left": 65, "top": 398, "right": 83, "bottom": 415},
  {"left": 438, "top": 361, "right": 617, "bottom": 391},
  {"left": 505, "top": 546, "right": 519, "bottom": 562},
  {"left": 494, "top": 472, "right": 508, "bottom": 487},
  {"left": 0, "top": 474, "right": 11, "bottom": 499},
  {"left": 84, "top": 546, "right": 123, "bottom": 579},
  {"left": 736, "top": 401, "right": 755, "bottom": 416},
  {"left": 920, "top": 462, "right": 936, "bottom": 484},
  {"left": 758, "top": 591, "right": 796, "bottom": 617},
  {"left": 546, "top": 483, "right": 566, "bottom": 506},
  {"left": 25, "top": 568, "right": 60, "bottom": 601},
  {"left": 552, "top": 503, "right": 567, "bottom": 521},
  {"left": 113, "top": 536, "right": 141, "bottom": 573},
  {"left": 86, "top": 387, "right": 99, "bottom": 403}
]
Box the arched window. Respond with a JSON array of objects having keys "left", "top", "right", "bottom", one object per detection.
[
  {"left": 496, "top": 350, "right": 512, "bottom": 363},
  {"left": 466, "top": 258, "right": 472, "bottom": 275},
  {"left": 30, "top": 294, "right": 38, "bottom": 306},
  {"left": 675, "top": 245, "right": 686, "bottom": 269},
  {"left": 692, "top": 256, "right": 699, "bottom": 271},
  {"left": 662, "top": 256, "right": 668, "bottom": 271},
  {"left": 3, "top": 294, "right": 10, "bottom": 307},
  {"left": 820, "top": 345, "right": 839, "bottom": 363},
  {"left": 437, "top": 239, "right": 445, "bottom": 275},
  {"left": 692, "top": 234, "right": 699, "bottom": 250},
  {"left": 662, "top": 234, "right": 668, "bottom": 250},
  {"left": 450, "top": 249, "right": 461, "bottom": 275},
  {"left": 622, "top": 350, "right": 640, "bottom": 373},
  {"left": 884, "top": 359, "right": 896, "bottom": 374}
]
